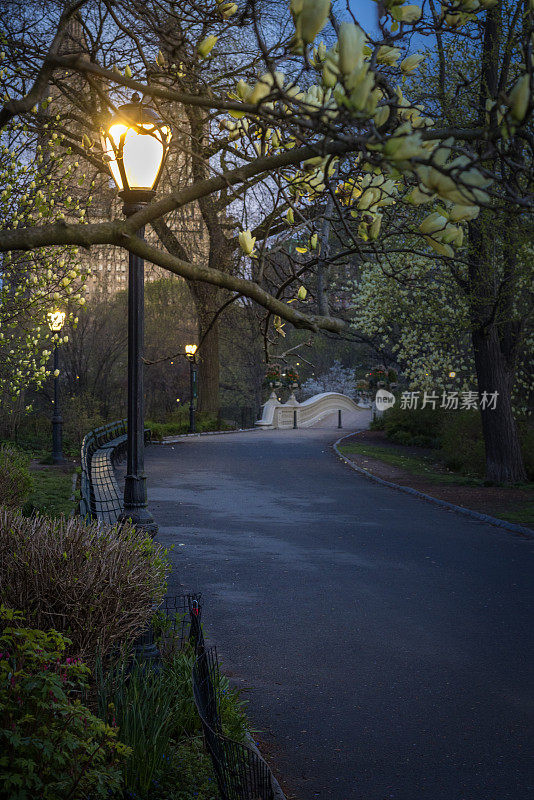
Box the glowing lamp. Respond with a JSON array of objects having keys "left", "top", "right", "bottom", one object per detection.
[
  {"left": 185, "top": 344, "right": 198, "bottom": 361},
  {"left": 47, "top": 309, "right": 66, "bottom": 332},
  {"left": 100, "top": 93, "right": 172, "bottom": 203}
]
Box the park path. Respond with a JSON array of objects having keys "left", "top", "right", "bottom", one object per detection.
[{"left": 146, "top": 428, "right": 533, "bottom": 800}]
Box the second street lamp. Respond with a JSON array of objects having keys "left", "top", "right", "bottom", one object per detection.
[
  {"left": 101, "top": 93, "right": 171, "bottom": 532},
  {"left": 185, "top": 344, "right": 198, "bottom": 433},
  {"left": 47, "top": 309, "right": 66, "bottom": 464}
]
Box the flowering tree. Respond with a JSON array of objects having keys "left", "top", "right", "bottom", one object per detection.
[
  {"left": 301, "top": 360, "right": 357, "bottom": 398},
  {"left": 0, "top": 0, "right": 531, "bottom": 479}
]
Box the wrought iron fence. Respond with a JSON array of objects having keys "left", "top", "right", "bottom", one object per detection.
[
  {"left": 193, "top": 645, "right": 275, "bottom": 800},
  {"left": 79, "top": 419, "right": 150, "bottom": 523},
  {"left": 219, "top": 405, "right": 259, "bottom": 430}
]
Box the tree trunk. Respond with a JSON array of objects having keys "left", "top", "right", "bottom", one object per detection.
[
  {"left": 471, "top": 326, "right": 527, "bottom": 483},
  {"left": 188, "top": 280, "right": 221, "bottom": 414},
  {"left": 467, "top": 214, "right": 527, "bottom": 484}
]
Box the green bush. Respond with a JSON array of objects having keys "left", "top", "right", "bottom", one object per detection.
[
  {"left": 0, "top": 607, "right": 129, "bottom": 800},
  {"left": 0, "top": 508, "right": 170, "bottom": 664},
  {"left": 440, "top": 410, "right": 486, "bottom": 476},
  {"left": 383, "top": 403, "right": 444, "bottom": 442},
  {"left": 518, "top": 418, "right": 534, "bottom": 481},
  {"left": 389, "top": 429, "right": 413, "bottom": 446},
  {"left": 369, "top": 416, "right": 385, "bottom": 431},
  {"left": 148, "top": 410, "right": 233, "bottom": 441},
  {"left": 0, "top": 444, "right": 32, "bottom": 508}
]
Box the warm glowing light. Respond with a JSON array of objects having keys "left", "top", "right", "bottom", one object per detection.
[
  {"left": 100, "top": 95, "right": 171, "bottom": 196},
  {"left": 47, "top": 309, "right": 66, "bottom": 331},
  {"left": 185, "top": 344, "right": 198, "bottom": 357},
  {"left": 449, "top": 371, "right": 456, "bottom": 378}
]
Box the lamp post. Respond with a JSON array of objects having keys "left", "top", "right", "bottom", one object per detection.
[
  {"left": 101, "top": 93, "right": 171, "bottom": 532},
  {"left": 47, "top": 309, "right": 66, "bottom": 464},
  {"left": 185, "top": 344, "right": 198, "bottom": 433}
]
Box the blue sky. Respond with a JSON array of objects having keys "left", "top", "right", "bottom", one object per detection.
[{"left": 346, "top": 0, "right": 381, "bottom": 34}]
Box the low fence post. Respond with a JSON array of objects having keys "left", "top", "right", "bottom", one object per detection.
[
  {"left": 338, "top": 409, "right": 342, "bottom": 429},
  {"left": 293, "top": 409, "right": 298, "bottom": 429}
]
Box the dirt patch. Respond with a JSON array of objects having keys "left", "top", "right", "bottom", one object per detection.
[{"left": 340, "top": 431, "right": 534, "bottom": 531}]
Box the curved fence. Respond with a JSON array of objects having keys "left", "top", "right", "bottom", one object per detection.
[
  {"left": 79, "top": 419, "right": 149, "bottom": 523},
  {"left": 193, "top": 646, "right": 276, "bottom": 800}
]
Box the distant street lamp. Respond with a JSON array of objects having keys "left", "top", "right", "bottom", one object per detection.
[
  {"left": 47, "top": 309, "right": 66, "bottom": 464},
  {"left": 101, "top": 93, "right": 171, "bottom": 532},
  {"left": 185, "top": 344, "right": 198, "bottom": 433}
]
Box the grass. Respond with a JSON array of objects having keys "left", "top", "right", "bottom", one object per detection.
[
  {"left": 338, "top": 442, "right": 483, "bottom": 486},
  {"left": 339, "top": 440, "right": 534, "bottom": 528},
  {"left": 25, "top": 466, "right": 78, "bottom": 518},
  {"left": 486, "top": 503, "right": 534, "bottom": 527}
]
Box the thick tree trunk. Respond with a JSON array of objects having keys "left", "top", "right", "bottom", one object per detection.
[
  {"left": 471, "top": 326, "right": 527, "bottom": 483},
  {"left": 468, "top": 214, "right": 527, "bottom": 483},
  {"left": 189, "top": 281, "right": 221, "bottom": 414}
]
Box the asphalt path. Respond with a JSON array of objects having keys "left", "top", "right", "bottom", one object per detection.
[{"left": 147, "top": 429, "right": 534, "bottom": 800}]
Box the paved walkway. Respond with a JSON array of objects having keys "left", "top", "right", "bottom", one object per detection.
[{"left": 147, "top": 428, "right": 533, "bottom": 800}]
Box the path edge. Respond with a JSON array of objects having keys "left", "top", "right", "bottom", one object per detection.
[
  {"left": 243, "top": 731, "right": 288, "bottom": 800},
  {"left": 158, "top": 427, "right": 259, "bottom": 443},
  {"left": 333, "top": 431, "right": 533, "bottom": 539}
]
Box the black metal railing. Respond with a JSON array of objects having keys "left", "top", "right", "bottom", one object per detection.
[
  {"left": 79, "top": 419, "right": 150, "bottom": 523},
  {"left": 193, "top": 645, "right": 275, "bottom": 800}
]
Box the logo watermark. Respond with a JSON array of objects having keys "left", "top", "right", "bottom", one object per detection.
[
  {"left": 399, "top": 390, "right": 499, "bottom": 411},
  {"left": 375, "top": 389, "right": 396, "bottom": 411}
]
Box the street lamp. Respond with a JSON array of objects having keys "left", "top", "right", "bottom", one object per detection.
[
  {"left": 47, "top": 309, "right": 66, "bottom": 464},
  {"left": 185, "top": 344, "right": 198, "bottom": 433},
  {"left": 101, "top": 93, "right": 171, "bottom": 532}
]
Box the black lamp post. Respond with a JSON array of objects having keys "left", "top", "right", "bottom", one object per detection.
[
  {"left": 185, "top": 344, "right": 198, "bottom": 433},
  {"left": 101, "top": 93, "right": 171, "bottom": 533},
  {"left": 47, "top": 309, "right": 66, "bottom": 464}
]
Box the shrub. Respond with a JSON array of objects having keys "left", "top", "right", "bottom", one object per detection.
[
  {"left": 0, "top": 607, "right": 129, "bottom": 800},
  {"left": 0, "top": 444, "right": 32, "bottom": 508},
  {"left": 370, "top": 416, "right": 385, "bottom": 431},
  {"left": 148, "top": 410, "right": 232, "bottom": 441},
  {"left": 518, "top": 418, "right": 534, "bottom": 482},
  {"left": 440, "top": 411, "right": 485, "bottom": 476},
  {"left": 383, "top": 403, "right": 444, "bottom": 442},
  {"left": 0, "top": 508, "right": 170, "bottom": 663}
]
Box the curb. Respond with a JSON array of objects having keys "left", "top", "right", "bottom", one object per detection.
[
  {"left": 243, "top": 731, "right": 288, "bottom": 800},
  {"left": 333, "top": 431, "right": 534, "bottom": 539},
  {"left": 157, "top": 427, "right": 259, "bottom": 443}
]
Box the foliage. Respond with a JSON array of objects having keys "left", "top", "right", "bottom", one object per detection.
[
  {"left": 0, "top": 444, "right": 32, "bottom": 508},
  {"left": 264, "top": 364, "right": 282, "bottom": 385},
  {"left": 148, "top": 410, "right": 233, "bottom": 440},
  {"left": 381, "top": 405, "right": 534, "bottom": 480},
  {"left": 156, "top": 736, "right": 219, "bottom": 800},
  {"left": 439, "top": 411, "right": 486, "bottom": 476},
  {"left": 301, "top": 360, "right": 357, "bottom": 398},
  {"left": 0, "top": 508, "right": 170, "bottom": 663},
  {"left": 382, "top": 403, "right": 444, "bottom": 445},
  {"left": 95, "top": 643, "right": 248, "bottom": 798},
  {"left": 0, "top": 606, "right": 129, "bottom": 800}
]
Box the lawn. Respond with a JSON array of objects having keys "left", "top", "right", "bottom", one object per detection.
[
  {"left": 338, "top": 438, "right": 534, "bottom": 529},
  {"left": 27, "top": 464, "right": 78, "bottom": 518},
  {"left": 338, "top": 442, "right": 483, "bottom": 486}
]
